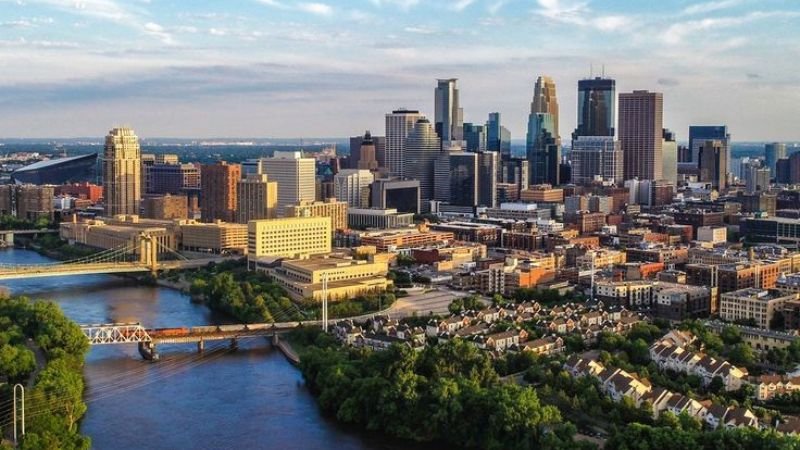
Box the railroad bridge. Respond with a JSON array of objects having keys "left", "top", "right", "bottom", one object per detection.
[{"left": 79, "top": 322, "right": 309, "bottom": 360}]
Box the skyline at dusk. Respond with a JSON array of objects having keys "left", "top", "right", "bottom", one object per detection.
[{"left": 0, "top": 0, "right": 798, "bottom": 140}]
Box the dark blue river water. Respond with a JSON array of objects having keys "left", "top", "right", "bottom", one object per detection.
[{"left": 0, "top": 248, "right": 417, "bottom": 450}]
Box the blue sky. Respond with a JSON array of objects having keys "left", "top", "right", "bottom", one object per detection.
[{"left": 0, "top": 0, "right": 798, "bottom": 140}]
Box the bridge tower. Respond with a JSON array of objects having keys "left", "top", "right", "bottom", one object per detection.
[{"left": 138, "top": 233, "right": 158, "bottom": 272}]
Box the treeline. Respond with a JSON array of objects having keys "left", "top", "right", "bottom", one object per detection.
[
  {"left": 300, "top": 336, "right": 590, "bottom": 450},
  {"left": 0, "top": 215, "right": 53, "bottom": 231},
  {"left": 607, "top": 422, "right": 800, "bottom": 450},
  {"left": 0, "top": 296, "right": 90, "bottom": 450}
]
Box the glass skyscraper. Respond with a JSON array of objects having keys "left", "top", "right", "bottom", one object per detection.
[
  {"left": 573, "top": 77, "right": 616, "bottom": 139},
  {"left": 689, "top": 125, "right": 729, "bottom": 165},
  {"left": 526, "top": 113, "right": 560, "bottom": 186}
]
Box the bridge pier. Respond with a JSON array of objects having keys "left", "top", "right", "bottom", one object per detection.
[
  {"left": 138, "top": 342, "right": 160, "bottom": 361},
  {"left": 230, "top": 338, "right": 239, "bottom": 350},
  {"left": 197, "top": 339, "right": 204, "bottom": 353}
]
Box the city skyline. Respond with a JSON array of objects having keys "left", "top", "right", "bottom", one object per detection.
[{"left": 0, "top": 0, "right": 797, "bottom": 140}]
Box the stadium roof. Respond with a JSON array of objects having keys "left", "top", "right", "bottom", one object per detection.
[{"left": 13, "top": 153, "right": 97, "bottom": 173}]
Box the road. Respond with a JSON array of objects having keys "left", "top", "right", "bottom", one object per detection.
[{"left": 386, "top": 288, "right": 470, "bottom": 317}]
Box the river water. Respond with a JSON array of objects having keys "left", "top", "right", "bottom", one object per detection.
[{"left": 0, "top": 248, "right": 419, "bottom": 450}]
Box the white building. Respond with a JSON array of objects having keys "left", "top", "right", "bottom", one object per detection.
[
  {"left": 385, "top": 109, "right": 424, "bottom": 178},
  {"left": 334, "top": 169, "right": 374, "bottom": 208},
  {"left": 260, "top": 151, "right": 316, "bottom": 217}
]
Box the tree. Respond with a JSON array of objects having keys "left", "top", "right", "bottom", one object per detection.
[
  {"left": 728, "top": 343, "right": 755, "bottom": 367},
  {"left": 720, "top": 325, "right": 742, "bottom": 346},
  {"left": 0, "top": 343, "right": 36, "bottom": 381}
]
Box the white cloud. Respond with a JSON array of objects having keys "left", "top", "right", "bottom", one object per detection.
[
  {"left": 297, "top": 2, "right": 333, "bottom": 16},
  {"left": 404, "top": 25, "right": 436, "bottom": 34},
  {"left": 487, "top": 0, "right": 506, "bottom": 15},
  {"left": 143, "top": 22, "right": 175, "bottom": 44},
  {"left": 662, "top": 11, "right": 795, "bottom": 44},
  {"left": 368, "top": 0, "right": 420, "bottom": 10},
  {"left": 209, "top": 27, "right": 227, "bottom": 36},
  {"left": 682, "top": 0, "right": 742, "bottom": 16},
  {"left": 451, "top": 0, "right": 474, "bottom": 12},
  {"left": 535, "top": 0, "right": 633, "bottom": 32}
]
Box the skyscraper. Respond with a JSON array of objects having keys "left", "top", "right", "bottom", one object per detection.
[
  {"left": 261, "top": 151, "right": 316, "bottom": 216},
  {"left": 448, "top": 152, "right": 478, "bottom": 208},
  {"left": 765, "top": 142, "right": 787, "bottom": 178},
  {"left": 334, "top": 169, "right": 374, "bottom": 208},
  {"left": 486, "top": 112, "right": 511, "bottom": 155},
  {"left": 463, "top": 123, "right": 487, "bottom": 152},
  {"left": 531, "top": 76, "right": 559, "bottom": 143},
  {"left": 404, "top": 118, "right": 441, "bottom": 207},
  {"left": 385, "top": 109, "right": 422, "bottom": 178},
  {"left": 698, "top": 140, "right": 728, "bottom": 190},
  {"left": 570, "top": 136, "right": 623, "bottom": 185},
  {"left": 662, "top": 129, "right": 678, "bottom": 185},
  {"left": 434, "top": 78, "right": 463, "bottom": 147},
  {"left": 526, "top": 113, "right": 560, "bottom": 186},
  {"left": 477, "top": 151, "right": 499, "bottom": 208},
  {"left": 573, "top": 77, "right": 616, "bottom": 139},
  {"left": 689, "top": 125, "right": 729, "bottom": 166},
  {"left": 619, "top": 90, "right": 663, "bottom": 181},
  {"left": 103, "top": 127, "right": 142, "bottom": 216},
  {"left": 201, "top": 161, "right": 241, "bottom": 222},
  {"left": 236, "top": 173, "right": 278, "bottom": 223},
  {"left": 349, "top": 131, "right": 379, "bottom": 171}
]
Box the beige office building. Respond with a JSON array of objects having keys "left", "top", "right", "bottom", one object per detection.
[
  {"left": 261, "top": 152, "right": 316, "bottom": 216},
  {"left": 103, "top": 127, "right": 142, "bottom": 216},
  {"left": 385, "top": 109, "right": 424, "bottom": 178},
  {"left": 247, "top": 217, "right": 332, "bottom": 266},
  {"left": 720, "top": 288, "right": 797, "bottom": 330},
  {"left": 265, "top": 255, "right": 391, "bottom": 301},
  {"left": 237, "top": 174, "right": 278, "bottom": 223},
  {"left": 180, "top": 221, "right": 248, "bottom": 254},
  {"left": 285, "top": 198, "right": 348, "bottom": 231}
]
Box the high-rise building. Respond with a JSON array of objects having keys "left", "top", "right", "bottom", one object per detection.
[
  {"left": 371, "top": 178, "right": 421, "bottom": 214},
  {"left": 526, "top": 113, "right": 560, "bottom": 186},
  {"left": 237, "top": 173, "right": 278, "bottom": 223},
  {"left": 744, "top": 164, "right": 770, "bottom": 194},
  {"left": 404, "top": 118, "right": 441, "bottom": 206},
  {"left": 334, "top": 169, "right": 374, "bottom": 208},
  {"left": 448, "top": 152, "right": 479, "bottom": 207},
  {"left": 689, "top": 126, "right": 729, "bottom": 166},
  {"left": 433, "top": 152, "right": 451, "bottom": 203},
  {"left": 486, "top": 112, "right": 511, "bottom": 156},
  {"left": 261, "top": 151, "right": 316, "bottom": 216},
  {"left": 765, "top": 143, "right": 787, "bottom": 178},
  {"left": 662, "top": 129, "right": 678, "bottom": 185},
  {"left": 531, "top": 76, "right": 560, "bottom": 143},
  {"left": 573, "top": 77, "right": 615, "bottom": 139},
  {"left": 348, "top": 131, "right": 380, "bottom": 171},
  {"left": 463, "top": 123, "right": 487, "bottom": 152},
  {"left": 145, "top": 163, "right": 200, "bottom": 195},
  {"left": 698, "top": 140, "right": 728, "bottom": 190},
  {"left": 200, "top": 161, "right": 240, "bottom": 222},
  {"left": 385, "top": 109, "right": 422, "bottom": 178},
  {"left": 103, "top": 127, "right": 141, "bottom": 216},
  {"left": 570, "top": 136, "right": 623, "bottom": 185},
  {"left": 0, "top": 185, "right": 55, "bottom": 220},
  {"left": 619, "top": 90, "right": 663, "bottom": 181},
  {"left": 434, "top": 78, "right": 463, "bottom": 147},
  {"left": 142, "top": 194, "right": 189, "bottom": 220},
  {"left": 477, "top": 151, "right": 499, "bottom": 208}
]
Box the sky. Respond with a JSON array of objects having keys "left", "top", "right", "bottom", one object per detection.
[{"left": 0, "top": 0, "right": 798, "bottom": 141}]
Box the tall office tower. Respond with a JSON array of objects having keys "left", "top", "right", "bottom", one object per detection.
[
  {"left": 619, "top": 90, "right": 663, "bottom": 181},
  {"left": 662, "top": 129, "right": 678, "bottom": 185},
  {"left": 145, "top": 163, "right": 200, "bottom": 195},
  {"left": 678, "top": 145, "right": 692, "bottom": 163},
  {"left": 103, "top": 127, "right": 142, "bottom": 216},
  {"left": 689, "top": 125, "right": 729, "bottom": 166},
  {"left": 200, "top": 161, "right": 240, "bottom": 222},
  {"left": 765, "top": 142, "right": 787, "bottom": 178},
  {"left": 447, "top": 153, "right": 479, "bottom": 207},
  {"left": 745, "top": 166, "right": 770, "bottom": 194},
  {"left": 385, "top": 109, "right": 422, "bottom": 178},
  {"left": 433, "top": 152, "right": 451, "bottom": 203},
  {"left": 333, "top": 169, "right": 374, "bottom": 208},
  {"left": 573, "top": 77, "right": 616, "bottom": 139},
  {"left": 261, "top": 151, "right": 316, "bottom": 216},
  {"left": 531, "top": 76, "right": 560, "bottom": 143},
  {"left": 486, "top": 112, "right": 511, "bottom": 156},
  {"left": 501, "top": 159, "right": 529, "bottom": 191},
  {"left": 570, "top": 136, "right": 624, "bottom": 185},
  {"left": 236, "top": 173, "right": 278, "bottom": 223},
  {"left": 348, "top": 131, "right": 381, "bottom": 171},
  {"left": 526, "top": 113, "right": 560, "bottom": 186},
  {"left": 404, "top": 118, "right": 441, "bottom": 207},
  {"left": 477, "top": 151, "right": 499, "bottom": 208},
  {"left": 698, "top": 140, "right": 728, "bottom": 190},
  {"left": 434, "top": 78, "right": 463, "bottom": 147},
  {"left": 463, "top": 123, "right": 487, "bottom": 152}
]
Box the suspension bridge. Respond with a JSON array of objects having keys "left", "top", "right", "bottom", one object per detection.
[{"left": 0, "top": 234, "right": 227, "bottom": 280}]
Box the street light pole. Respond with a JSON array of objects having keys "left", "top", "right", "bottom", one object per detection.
[{"left": 13, "top": 383, "right": 25, "bottom": 445}]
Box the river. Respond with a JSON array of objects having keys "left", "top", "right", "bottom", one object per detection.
[{"left": 0, "top": 248, "right": 423, "bottom": 450}]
